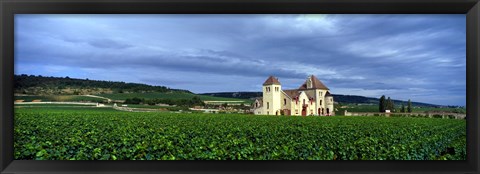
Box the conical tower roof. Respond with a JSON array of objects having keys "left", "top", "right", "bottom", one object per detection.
[{"left": 263, "top": 76, "right": 281, "bottom": 86}]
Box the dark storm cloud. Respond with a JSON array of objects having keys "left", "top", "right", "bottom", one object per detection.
[
  {"left": 87, "top": 39, "right": 133, "bottom": 49},
  {"left": 15, "top": 14, "right": 466, "bottom": 106}
]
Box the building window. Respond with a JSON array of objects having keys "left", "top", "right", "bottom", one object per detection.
[
  {"left": 320, "top": 92, "right": 323, "bottom": 96},
  {"left": 303, "top": 99, "right": 305, "bottom": 105},
  {"left": 267, "top": 102, "right": 269, "bottom": 109},
  {"left": 295, "top": 109, "right": 298, "bottom": 114},
  {"left": 320, "top": 100, "right": 322, "bottom": 105},
  {"left": 284, "top": 99, "right": 287, "bottom": 106},
  {"left": 331, "top": 98, "right": 333, "bottom": 102}
]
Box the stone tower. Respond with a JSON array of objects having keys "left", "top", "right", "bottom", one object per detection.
[
  {"left": 325, "top": 91, "right": 334, "bottom": 115},
  {"left": 262, "top": 76, "right": 282, "bottom": 115}
]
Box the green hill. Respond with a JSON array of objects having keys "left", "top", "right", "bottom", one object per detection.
[
  {"left": 14, "top": 74, "right": 250, "bottom": 104},
  {"left": 14, "top": 95, "right": 105, "bottom": 102},
  {"left": 15, "top": 74, "right": 188, "bottom": 95}
]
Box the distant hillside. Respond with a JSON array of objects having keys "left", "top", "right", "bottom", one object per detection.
[
  {"left": 14, "top": 74, "right": 442, "bottom": 107},
  {"left": 331, "top": 94, "right": 440, "bottom": 107},
  {"left": 14, "top": 74, "right": 190, "bottom": 95},
  {"left": 199, "top": 92, "right": 441, "bottom": 107},
  {"left": 200, "top": 92, "right": 263, "bottom": 99}
]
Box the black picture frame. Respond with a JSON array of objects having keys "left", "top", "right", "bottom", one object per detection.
[{"left": 1, "top": 0, "right": 479, "bottom": 173}]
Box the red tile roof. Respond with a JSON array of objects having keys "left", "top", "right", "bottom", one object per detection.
[
  {"left": 325, "top": 91, "right": 332, "bottom": 96},
  {"left": 298, "top": 75, "right": 329, "bottom": 90},
  {"left": 263, "top": 76, "right": 281, "bottom": 85},
  {"left": 283, "top": 89, "right": 300, "bottom": 99}
]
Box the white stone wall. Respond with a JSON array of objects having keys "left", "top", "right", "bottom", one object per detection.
[
  {"left": 289, "top": 92, "right": 311, "bottom": 116},
  {"left": 316, "top": 89, "right": 328, "bottom": 116},
  {"left": 253, "top": 107, "right": 263, "bottom": 115},
  {"left": 280, "top": 92, "right": 292, "bottom": 115},
  {"left": 325, "top": 96, "right": 334, "bottom": 115},
  {"left": 263, "top": 84, "right": 282, "bottom": 115}
]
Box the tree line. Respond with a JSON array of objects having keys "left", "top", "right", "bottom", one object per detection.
[
  {"left": 379, "top": 95, "right": 412, "bottom": 113},
  {"left": 14, "top": 74, "right": 190, "bottom": 94}
]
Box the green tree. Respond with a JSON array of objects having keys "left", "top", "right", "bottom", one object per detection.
[
  {"left": 124, "top": 97, "right": 143, "bottom": 104},
  {"left": 386, "top": 97, "right": 395, "bottom": 112},
  {"left": 191, "top": 96, "right": 204, "bottom": 106},
  {"left": 401, "top": 104, "right": 405, "bottom": 113},
  {"left": 390, "top": 99, "right": 395, "bottom": 112},
  {"left": 379, "top": 95, "right": 386, "bottom": 112},
  {"left": 407, "top": 99, "right": 412, "bottom": 113},
  {"left": 386, "top": 97, "right": 392, "bottom": 112}
]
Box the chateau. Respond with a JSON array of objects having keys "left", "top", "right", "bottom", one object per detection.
[{"left": 252, "top": 75, "right": 334, "bottom": 116}]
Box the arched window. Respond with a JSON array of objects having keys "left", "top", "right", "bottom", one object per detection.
[
  {"left": 303, "top": 99, "right": 305, "bottom": 105},
  {"left": 267, "top": 102, "right": 269, "bottom": 109},
  {"left": 284, "top": 99, "right": 287, "bottom": 106},
  {"left": 320, "top": 100, "right": 322, "bottom": 105}
]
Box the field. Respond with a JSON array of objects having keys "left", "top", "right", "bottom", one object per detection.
[
  {"left": 14, "top": 92, "right": 252, "bottom": 105},
  {"left": 15, "top": 95, "right": 105, "bottom": 102},
  {"left": 14, "top": 107, "right": 466, "bottom": 160},
  {"left": 98, "top": 92, "right": 250, "bottom": 102},
  {"left": 14, "top": 104, "right": 97, "bottom": 108},
  {"left": 118, "top": 104, "right": 170, "bottom": 109},
  {"left": 336, "top": 104, "right": 466, "bottom": 115}
]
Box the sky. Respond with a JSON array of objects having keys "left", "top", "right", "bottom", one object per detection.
[{"left": 15, "top": 14, "right": 466, "bottom": 106}]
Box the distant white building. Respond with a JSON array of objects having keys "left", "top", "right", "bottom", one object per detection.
[{"left": 252, "top": 75, "right": 334, "bottom": 116}]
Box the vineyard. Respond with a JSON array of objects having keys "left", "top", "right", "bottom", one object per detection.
[{"left": 14, "top": 107, "right": 466, "bottom": 160}]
